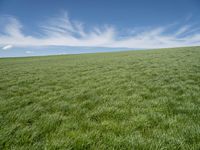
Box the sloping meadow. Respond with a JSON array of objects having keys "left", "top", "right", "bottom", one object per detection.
[{"left": 0, "top": 47, "right": 200, "bottom": 149}]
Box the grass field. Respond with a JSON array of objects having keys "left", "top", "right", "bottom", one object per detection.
[{"left": 0, "top": 46, "right": 200, "bottom": 149}]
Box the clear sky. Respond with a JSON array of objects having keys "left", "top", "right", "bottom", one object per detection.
[{"left": 0, "top": 0, "right": 200, "bottom": 57}]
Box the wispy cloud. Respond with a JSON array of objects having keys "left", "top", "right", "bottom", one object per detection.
[
  {"left": 2, "top": 44, "right": 13, "bottom": 50},
  {"left": 25, "top": 50, "right": 33, "bottom": 54},
  {"left": 175, "top": 25, "right": 191, "bottom": 36},
  {"left": 0, "top": 12, "right": 200, "bottom": 49}
]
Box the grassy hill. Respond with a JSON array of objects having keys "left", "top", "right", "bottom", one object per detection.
[{"left": 0, "top": 46, "right": 200, "bottom": 149}]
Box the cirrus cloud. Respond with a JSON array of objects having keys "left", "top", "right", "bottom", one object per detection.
[
  {"left": 0, "top": 12, "right": 200, "bottom": 49},
  {"left": 2, "top": 44, "right": 13, "bottom": 50}
]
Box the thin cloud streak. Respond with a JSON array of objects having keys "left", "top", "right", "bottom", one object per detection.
[
  {"left": 0, "top": 12, "right": 200, "bottom": 49},
  {"left": 2, "top": 44, "right": 13, "bottom": 50}
]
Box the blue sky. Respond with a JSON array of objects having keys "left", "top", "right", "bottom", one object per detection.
[{"left": 0, "top": 0, "right": 200, "bottom": 57}]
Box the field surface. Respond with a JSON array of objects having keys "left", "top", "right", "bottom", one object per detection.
[{"left": 0, "top": 47, "right": 200, "bottom": 149}]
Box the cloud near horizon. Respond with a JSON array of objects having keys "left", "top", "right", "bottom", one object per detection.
[{"left": 0, "top": 12, "right": 200, "bottom": 50}]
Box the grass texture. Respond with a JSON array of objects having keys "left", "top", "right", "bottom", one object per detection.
[{"left": 0, "top": 47, "right": 200, "bottom": 149}]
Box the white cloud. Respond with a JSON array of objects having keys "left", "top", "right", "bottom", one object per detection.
[
  {"left": 0, "top": 12, "right": 200, "bottom": 49},
  {"left": 2, "top": 44, "right": 13, "bottom": 50},
  {"left": 175, "top": 25, "right": 191, "bottom": 36},
  {"left": 25, "top": 50, "right": 33, "bottom": 54}
]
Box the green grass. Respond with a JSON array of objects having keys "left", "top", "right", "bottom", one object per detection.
[{"left": 0, "top": 46, "right": 200, "bottom": 149}]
